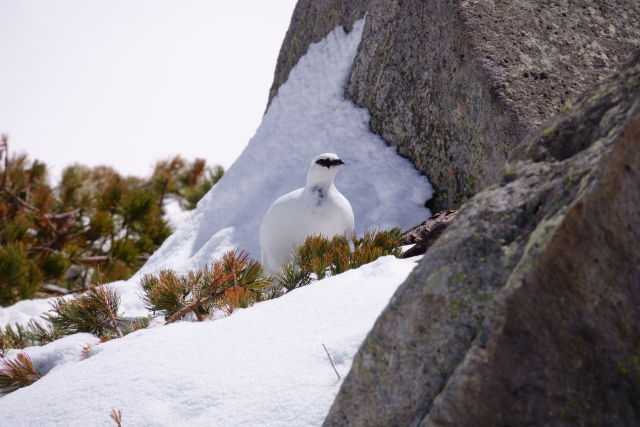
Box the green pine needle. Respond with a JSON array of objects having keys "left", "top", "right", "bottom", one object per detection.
[{"left": 45, "top": 285, "right": 123, "bottom": 338}]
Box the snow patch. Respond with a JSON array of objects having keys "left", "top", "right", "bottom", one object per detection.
[
  {"left": 0, "top": 256, "right": 419, "bottom": 426},
  {"left": 163, "top": 198, "right": 194, "bottom": 231},
  {"left": 5, "top": 333, "right": 99, "bottom": 378}
]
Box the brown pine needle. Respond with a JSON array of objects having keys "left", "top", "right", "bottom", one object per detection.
[
  {"left": 0, "top": 353, "right": 41, "bottom": 393},
  {"left": 81, "top": 344, "right": 92, "bottom": 360},
  {"left": 322, "top": 343, "right": 341, "bottom": 380},
  {"left": 109, "top": 408, "right": 123, "bottom": 427}
]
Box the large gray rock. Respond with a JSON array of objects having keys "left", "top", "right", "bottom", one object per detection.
[
  {"left": 324, "top": 52, "right": 640, "bottom": 426},
  {"left": 270, "top": 0, "right": 640, "bottom": 210}
]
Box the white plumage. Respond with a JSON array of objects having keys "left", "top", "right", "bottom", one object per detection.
[{"left": 259, "top": 153, "right": 355, "bottom": 275}]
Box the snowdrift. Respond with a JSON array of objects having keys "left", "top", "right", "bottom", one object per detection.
[{"left": 1, "top": 256, "right": 418, "bottom": 426}]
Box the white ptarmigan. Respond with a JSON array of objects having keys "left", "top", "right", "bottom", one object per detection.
[{"left": 259, "top": 153, "right": 355, "bottom": 275}]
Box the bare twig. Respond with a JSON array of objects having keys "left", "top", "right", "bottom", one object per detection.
[
  {"left": 109, "top": 408, "right": 122, "bottom": 427},
  {"left": 0, "top": 185, "right": 77, "bottom": 235},
  {"left": 164, "top": 290, "right": 225, "bottom": 325},
  {"left": 78, "top": 255, "right": 110, "bottom": 264},
  {"left": 0, "top": 133, "right": 8, "bottom": 191},
  {"left": 322, "top": 343, "right": 341, "bottom": 380}
]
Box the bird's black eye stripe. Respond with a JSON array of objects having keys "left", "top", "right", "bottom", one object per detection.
[{"left": 315, "top": 158, "right": 345, "bottom": 168}]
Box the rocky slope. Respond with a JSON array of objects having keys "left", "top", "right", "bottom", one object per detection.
[
  {"left": 270, "top": 0, "right": 640, "bottom": 210},
  {"left": 324, "top": 50, "right": 640, "bottom": 426}
]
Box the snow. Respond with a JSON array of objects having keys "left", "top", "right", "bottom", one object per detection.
[
  {"left": 0, "top": 256, "right": 419, "bottom": 426},
  {"left": 163, "top": 197, "right": 194, "bottom": 231},
  {"left": 0, "top": 18, "right": 432, "bottom": 426},
  {"left": 0, "top": 298, "right": 56, "bottom": 329},
  {"left": 5, "top": 334, "right": 99, "bottom": 377}
]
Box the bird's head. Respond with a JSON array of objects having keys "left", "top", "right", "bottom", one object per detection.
[{"left": 306, "top": 153, "right": 345, "bottom": 187}]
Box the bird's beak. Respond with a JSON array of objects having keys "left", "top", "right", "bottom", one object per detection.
[{"left": 337, "top": 159, "right": 345, "bottom": 166}]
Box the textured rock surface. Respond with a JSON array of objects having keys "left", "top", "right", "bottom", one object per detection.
[
  {"left": 324, "top": 52, "right": 640, "bottom": 426},
  {"left": 270, "top": 0, "right": 640, "bottom": 210}
]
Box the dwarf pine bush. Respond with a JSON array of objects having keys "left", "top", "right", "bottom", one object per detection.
[
  {"left": 0, "top": 136, "right": 224, "bottom": 306},
  {"left": 273, "top": 228, "right": 403, "bottom": 292},
  {"left": 0, "top": 243, "right": 41, "bottom": 304},
  {"left": 46, "top": 285, "right": 125, "bottom": 338},
  {"left": 142, "top": 251, "right": 272, "bottom": 321},
  {"left": 141, "top": 250, "right": 272, "bottom": 323},
  {"left": 1, "top": 284, "right": 151, "bottom": 354}
]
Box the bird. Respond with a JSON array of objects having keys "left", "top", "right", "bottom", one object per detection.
[{"left": 259, "top": 153, "right": 355, "bottom": 275}]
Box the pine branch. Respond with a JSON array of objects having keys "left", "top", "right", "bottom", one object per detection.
[
  {"left": 24, "top": 318, "right": 63, "bottom": 345},
  {"left": 46, "top": 285, "right": 124, "bottom": 338},
  {"left": 0, "top": 324, "right": 28, "bottom": 356},
  {"left": 140, "top": 271, "right": 189, "bottom": 319},
  {"left": 160, "top": 250, "right": 271, "bottom": 324},
  {"left": 276, "top": 262, "right": 311, "bottom": 292},
  {"left": 164, "top": 290, "right": 225, "bottom": 325},
  {"left": 0, "top": 353, "right": 41, "bottom": 394}
]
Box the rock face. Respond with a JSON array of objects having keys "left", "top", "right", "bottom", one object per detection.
[
  {"left": 270, "top": 0, "right": 640, "bottom": 210},
  {"left": 324, "top": 52, "right": 640, "bottom": 426}
]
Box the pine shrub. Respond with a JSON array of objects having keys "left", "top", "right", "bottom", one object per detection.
[
  {"left": 140, "top": 270, "right": 189, "bottom": 319},
  {"left": 46, "top": 285, "right": 124, "bottom": 338},
  {"left": 0, "top": 137, "right": 224, "bottom": 306},
  {"left": 141, "top": 250, "right": 271, "bottom": 323},
  {"left": 0, "top": 243, "right": 41, "bottom": 305},
  {"left": 273, "top": 228, "right": 403, "bottom": 293}
]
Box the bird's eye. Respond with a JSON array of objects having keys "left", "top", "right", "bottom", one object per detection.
[
  {"left": 315, "top": 158, "right": 332, "bottom": 168},
  {"left": 315, "top": 158, "right": 344, "bottom": 168}
]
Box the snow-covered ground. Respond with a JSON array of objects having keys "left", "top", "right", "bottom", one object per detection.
[
  {"left": 0, "top": 18, "right": 433, "bottom": 426},
  {"left": 0, "top": 256, "right": 419, "bottom": 426}
]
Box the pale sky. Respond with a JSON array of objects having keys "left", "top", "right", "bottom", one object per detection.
[{"left": 0, "top": 0, "right": 297, "bottom": 182}]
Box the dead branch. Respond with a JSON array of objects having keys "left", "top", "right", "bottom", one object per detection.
[
  {"left": 322, "top": 343, "right": 341, "bottom": 380},
  {"left": 400, "top": 210, "right": 458, "bottom": 258}
]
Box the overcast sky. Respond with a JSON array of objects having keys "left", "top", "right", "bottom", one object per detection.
[{"left": 0, "top": 0, "right": 297, "bottom": 182}]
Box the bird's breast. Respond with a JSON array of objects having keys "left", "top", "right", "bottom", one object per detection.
[{"left": 311, "top": 185, "right": 327, "bottom": 207}]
